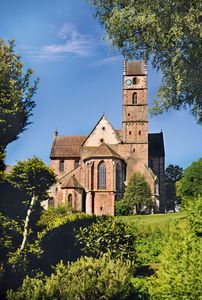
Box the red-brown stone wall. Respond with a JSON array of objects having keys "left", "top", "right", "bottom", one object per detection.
[
  {"left": 94, "top": 192, "right": 115, "bottom": 216},
  {"left": 123, "top": 89, "right": 147, "bottom": 105},
  {"left": 50, "top": 159, "right": 77, "bottom": 176}
]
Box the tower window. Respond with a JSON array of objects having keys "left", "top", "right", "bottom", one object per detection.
[
  {"left": 133, "top": 77, "right": 137, "bottom": 84},
  {"left": 128, "top": 113, "right": 130, "bottom": 116},
  {"left": 98, "top": 162, "right": 106, "bottom": 189},
  {"left": 102, "top": 126, "right": 105, "bottom": 130},
  {"left": 59, "top": 160, "right": 64, "bottom": 172},
  {"left": 100, "top": 138, "right": 104, "bottom": 143},
  {"left": 132, "top": 92, "right": 137, "bottom": 104},
  {"left": 139, "top": 131, "right": 141, "bottom": 135},
  {"left": 75, "top": 160, "right": 80, "bottom": 168},
  {"left": 129, "top": 131, "right": 132, "bottom": 135},
  {"left": 68, "top": 194, "right": 72, "bottom": 207}
]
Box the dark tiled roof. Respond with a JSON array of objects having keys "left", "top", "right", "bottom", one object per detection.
[
  {"left": 126, "top": 61, "right": 146, "bottom": 75},
  {"left": 148, "top": 132, "right": 165, "bottom": 157},
  {"left": 85, "top": 143, "right": 123, "bottom": 160},
  {"left": 61, "top": 176, "right": 83, "bottom": 189},
  {"left": 50, "top": 136, "right": 86, "bottom": 158}
]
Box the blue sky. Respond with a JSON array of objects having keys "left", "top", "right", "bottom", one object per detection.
[{"left": 1, "top": 0, "right": 201, "bottom": 169}]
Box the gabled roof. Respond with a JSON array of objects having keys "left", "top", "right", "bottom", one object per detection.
[
  {"left": 50, "top": 136, "right": 86, "bottom": 158},
  {"left": 61, "top": 176, "right": 83, "bottom": 189},
  {"left": 81, "top": 114, "right": 121, "bottom": 147},
  {"left": 85, "top": 143, "right": 123, "bottom": 160},
  {"left": 148, "top": 132, "right": 165, "bottom": 157}
]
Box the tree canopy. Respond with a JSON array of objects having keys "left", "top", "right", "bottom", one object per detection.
[
  {"left": 164, "top": 164, "right": 183, "bottom": 211},
  {"left": 8, "top": 157, "right": 56, "bottom": 201},
  {"left": 123, "top": 172, "right": 152, "bottom": 214},
  {"left": 0, "top": 39, "right": 38, "bottom": 165},
  {"left": 89, "top": 0, "right": 202, "bottom": 123},
  {"left": 165, "top": 164, "right": 183, "bottom": 183},
  {"left": 176, "top": 158, "right": 202, "bottom": 201}
]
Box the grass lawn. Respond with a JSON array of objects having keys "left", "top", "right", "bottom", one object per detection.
[{"left": 117, "top": 211, "right": 187, "bottom": 228}]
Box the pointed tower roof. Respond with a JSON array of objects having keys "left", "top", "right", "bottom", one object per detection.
[{"left": 61, "top": 176, "right": 83, "bottom": 189}]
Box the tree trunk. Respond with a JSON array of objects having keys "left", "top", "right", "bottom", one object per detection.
[{"left": 20, "top": 194, "right": 36, "bottom": 251}]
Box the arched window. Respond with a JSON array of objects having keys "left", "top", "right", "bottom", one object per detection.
[
  {"left": 132, "top": 92, "right": 137, "bottom": 104},
  {"left": 116, "top": 162, "right": 122, "bottom": 193},
  {"left": 98, "top": 162, "right": 106, "bottom": 189},
  {"left": 133, "top": 77, "right": 137, "bottom": 84},
  {"left": 68, "top": 194, "right": 72, "bottom": 207}
]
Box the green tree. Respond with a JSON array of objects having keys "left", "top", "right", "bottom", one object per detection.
[
  {"left": 123, "top": 172, "right": 152, "bottom": 214},
  {"left": 0, "top": 39, "right": 38, "bottom": 170},
  {"left": 8, "top": 157, "right": 56, "bottom": 251},
  {"left": 176, "top": 158, "right": 202, "bottom": 202},
  {"left": 88, "top": 0, "right": 201, "bottom": 123},
  {"left": 164, "top": 164, "right": 183, "bottom": 211}
]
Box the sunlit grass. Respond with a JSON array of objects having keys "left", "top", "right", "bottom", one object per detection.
[{"left": 117, "top": 211, "right": 187, "bottom": 228}]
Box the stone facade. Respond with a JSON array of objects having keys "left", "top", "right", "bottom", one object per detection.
[{"left": 49, "top": 61, "right": 165, "bottom": 215}]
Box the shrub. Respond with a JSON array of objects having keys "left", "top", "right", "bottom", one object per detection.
[
  {"left": 135, "top": 226, "right": 165, "bottom": 267},
  {"left": 8, "top": 256, "right": 135, "bottom": 300},
  {"left": 148, "top": 218, "right": 202, "bottom": 299},
  {"left": 115, "top": 199, "right": 130, "bottom": 216},
  {"left": 76, "top": 216, "right": 136, "bottom": 261}
]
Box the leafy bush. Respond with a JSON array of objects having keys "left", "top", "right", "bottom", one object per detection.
[
  {"left": 115, "top": 199, "right": 130, "bottom": 216},
  {"left": 148, "top": 214, "right": 202, "bottom": 299},
  {"left": 38, "top": 206, "right": 94, "bottom": 232},
  {"left": 8, "top": 256, "right": 135, "bottom": 300},
  {"left": 135, "top": 226, "right": 165, "bottom": 267},
  {"left": 76, "top": 216, "right": 136, "bottom": 261}
]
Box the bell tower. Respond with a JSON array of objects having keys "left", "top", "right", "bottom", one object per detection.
[{"left": 122, "top": 60, "right": 148, "bottom": 166}]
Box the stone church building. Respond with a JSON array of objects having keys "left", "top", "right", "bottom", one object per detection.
[{"left": 49, "top": 61, "right": 165, "bottom": 215}]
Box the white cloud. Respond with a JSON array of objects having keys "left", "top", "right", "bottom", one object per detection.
[
  {"left": 42, "top": 23, "right": 95, "bottom": 57},
  {"left": 90, "top": 55, "right": 123, "bottom": 66},
  {"left": 20, "top": 22, "right": 97, "bottom": 62}
]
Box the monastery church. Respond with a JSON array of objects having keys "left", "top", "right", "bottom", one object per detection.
[{"left": 49, "top": 61, "right": 165, "bottom": 216}]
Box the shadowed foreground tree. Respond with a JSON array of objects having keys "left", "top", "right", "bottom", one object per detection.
[
  {"left": 123, "top": 172, "right": 152, "bottom": 214},
  {"left": 0, "top": 38, "right": 38, "bottom": 171},
  {"left": 88, "top": 0, "right": 202, "bottom": 123},
  {"left": 8, "top": 157, "right": 56, "bottom": 251}
]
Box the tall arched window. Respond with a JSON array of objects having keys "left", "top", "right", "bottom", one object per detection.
[
  {"left": 116, "top": 162, "right": 122, "bottom": 193},
  {"left": 68, "top": 194, "right": 72, "bottom": 207},
  {"left": 98, "top": 162, "right": 106, "bottom": 189},
  {"left": 132, "top": 92, "right": 137, "bottom": 104}
]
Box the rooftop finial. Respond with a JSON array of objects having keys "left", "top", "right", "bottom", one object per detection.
[{"left": 54, "top": 128, "right": 58, "bottom": 137}]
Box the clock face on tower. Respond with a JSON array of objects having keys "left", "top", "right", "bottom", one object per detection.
[{"left": 125, "top": 79, "right": 132, "bottom": 86}]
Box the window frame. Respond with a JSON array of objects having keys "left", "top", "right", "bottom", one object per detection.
[{"left": 98, "top": 161, "right": 106, "bottom": 190}]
